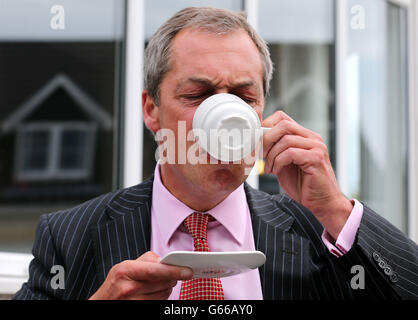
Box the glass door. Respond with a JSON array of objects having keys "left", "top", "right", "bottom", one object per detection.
[{"left": 342, "top": 0, "right": 410, "bottom": 232}]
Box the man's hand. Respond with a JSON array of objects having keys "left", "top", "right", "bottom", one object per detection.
[
  {"left": 89, "top": 251, "right": 193, "bottom": 300},
  {"left": 262, "top": 111, "right": 353, "bottom": 240}
]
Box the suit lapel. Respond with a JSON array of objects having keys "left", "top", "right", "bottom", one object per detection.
[
  {"left": 91, "top": 176, "right": 154, "bottom": 284},
  {"left": 244, "top": 183, "right": 311, "bottom": 300}
]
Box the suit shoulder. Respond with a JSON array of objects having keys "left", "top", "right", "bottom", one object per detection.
[
  {"left": 45, "top": 189, "right": 122, "bottom": 233},
  {"left": 45, "top": 175, "right": 154, "bottom": 235},
  {"left": 244, "top": 183, "right": 323, "bottom": 235}
]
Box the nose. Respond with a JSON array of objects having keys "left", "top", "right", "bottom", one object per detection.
[{"left": 213, "top": 88, "right": 230, "bottom": 95}]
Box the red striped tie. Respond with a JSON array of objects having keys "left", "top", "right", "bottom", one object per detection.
[{"left": 179, "top": 212, "right": 225, "bottom": 300}]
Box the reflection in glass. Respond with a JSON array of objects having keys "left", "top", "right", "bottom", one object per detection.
[
  {"left": 0, "top": 0, "right": 126, "bottom": 252},
  {"left": 21, "top": 130, "right": 50, "bottom": 172},
  {"left": 60, "top": 129, "right": 92, "bottom": 171},
  {"left": 345, "top": 0, "right": 408, "bottom": 232},
  {"left": 257, "top": 0, "right": 335, "bottom": 195}
]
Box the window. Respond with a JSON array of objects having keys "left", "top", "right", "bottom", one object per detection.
[
  {"left": 0, "top": 0, "right": 126, "bottom": 253},
  {"left": 341, "top": 0, "right": 410, "bottom": 232},
  {"left": 15, "top": 123, "right": 96, "bottom": 181},
  {"left": 256, "top": 0, "right": 336, "bottom": 194},
  {"left": 19, "top": 129, "right": 49, "bottom": 173}
]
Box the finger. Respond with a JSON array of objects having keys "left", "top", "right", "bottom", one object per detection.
[
  {"left": 140, "top": 287, "right": 173, "bottom": 300},
  {"left": 135, "top": 279, "right": 178, "bottom": 295},
  {"left": 270, "top": 147, "right": 324, "bottom": 176},
  {"left": 136, "top": 251, "right": 193, "bottom": 280},
  {"left": 265, "top": 135, "right": 322, "bottom": 174},
  {"left": 137, "top": 251, "right": 160, "bottom": 263},
  {"left": 125, "top": 260, "right": 193, "bottom": 282},
  {"left": 124, "top": 286, "right": 173, "bottom": 300},
  {"left": 263, "top": 120, "right": 318, "bottom": 158},
  {"left": 262, "top": 110, "right": 294, "bottom": 128}
]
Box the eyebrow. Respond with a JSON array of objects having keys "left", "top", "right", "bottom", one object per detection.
[{"left": 176, "top": 76, "right": 261, "bottom": 94}]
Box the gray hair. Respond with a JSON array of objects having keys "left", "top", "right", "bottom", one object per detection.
[{"left": 144, "top": 6, "right": 273, "bottom": 106}]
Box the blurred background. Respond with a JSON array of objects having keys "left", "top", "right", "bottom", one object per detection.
[{"left": 0, "top": 0, "right": 417, "bottom": 295}]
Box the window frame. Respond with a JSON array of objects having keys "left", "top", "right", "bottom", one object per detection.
[
  {"left": 14, "top": 122, "right": 97, "bottom": 182},
  {"left": 122, "top": 0, "right": 145, "bottom": 188}
]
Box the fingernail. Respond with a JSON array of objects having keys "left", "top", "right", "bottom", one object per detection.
[{"left": 181, "top": 268, "right": 193, "bottom": 279}]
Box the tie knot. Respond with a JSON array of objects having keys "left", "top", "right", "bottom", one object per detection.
[{"left": 183, "top": 212, "right": 211, "bottom": 251}]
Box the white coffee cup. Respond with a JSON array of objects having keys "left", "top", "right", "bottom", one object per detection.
[{"left": 192, "top": 93, "right": 270, "bottom": 162}]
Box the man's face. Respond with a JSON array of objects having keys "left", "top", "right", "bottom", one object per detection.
[{"left": 156, "top": 28, "right": 264, "bottom": 196}]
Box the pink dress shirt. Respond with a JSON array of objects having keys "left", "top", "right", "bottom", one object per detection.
[
  {"left": 150, "top": 162, "right": 363, "bottom": 299},
  {"left": 321, "top": 199, "right": 364, "bottom": 257}
]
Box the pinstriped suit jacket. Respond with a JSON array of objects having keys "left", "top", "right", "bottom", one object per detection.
[{"left": 13, "top": 175, "right": 418, "bottom": 300}]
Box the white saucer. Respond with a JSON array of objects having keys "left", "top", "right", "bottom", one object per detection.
[{"left": 159, "top": 251, "right": 266, "bottom": 279}]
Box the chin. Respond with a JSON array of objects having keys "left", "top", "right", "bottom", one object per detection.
[{"left": 207, "top": 165, "right": 246, "bottom": 192}]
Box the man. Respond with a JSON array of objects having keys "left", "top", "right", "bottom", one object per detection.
[{"left": 14, "top": 7, "right": 417, "bottom": 300}]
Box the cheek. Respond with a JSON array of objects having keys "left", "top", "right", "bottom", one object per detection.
[
  {"left": 160, "top": 104, "right": 194, "bottom": 128},
  {"left": 255, "top": 105, "right": 264, "bottom": 121},
  {"left": 174, "top": 107, "right": 196, "bottom": 135},
  {"left": 160, "top": 108, "right": 196, "bottom": 147}
]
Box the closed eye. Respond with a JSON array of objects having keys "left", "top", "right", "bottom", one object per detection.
[{"left": 242, "top": 98, "right": 256, "bottom": 104}]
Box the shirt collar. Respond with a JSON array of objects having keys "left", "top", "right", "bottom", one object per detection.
[{"left": 151, "top": 162, "right": 248, "bottom": 247}]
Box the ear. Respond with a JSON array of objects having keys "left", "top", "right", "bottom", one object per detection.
[{"left": 142, "top": 91, "right": 160, "bottom": 133}]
